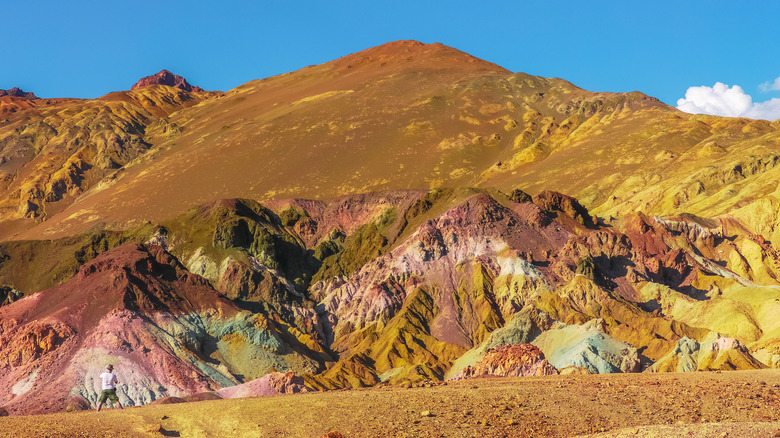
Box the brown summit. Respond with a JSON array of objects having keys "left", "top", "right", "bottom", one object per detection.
[
  {"left": 0, "top": 87, "right": 37, "bottom": 99},
  {"left": 131, "top": 69, "right": 204, "bottom": 92}
]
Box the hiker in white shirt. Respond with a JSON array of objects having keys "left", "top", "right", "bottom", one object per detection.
[{"left": 96, "top": 364, "right": 123, "bottom": 411}]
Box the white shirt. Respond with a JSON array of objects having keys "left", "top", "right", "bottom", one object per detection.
[{"left": 100, "top": 372, "right": 117, "bottom": 390}]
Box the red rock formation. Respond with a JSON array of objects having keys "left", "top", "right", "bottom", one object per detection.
[
  {"left": 0, "top": 87, "right": 37, "bottom": 99},
  {"left": 131, "top": 69, "right": 204, "bottom": 92},
  {"left": 458, "top": 344, "right": 559, "bottom": 378},
  {"left": 0, "top": 243, "right": 243, "bottom": 415},
  {"left": 533, "top": 191, "right": 595, "bottom": 228}
]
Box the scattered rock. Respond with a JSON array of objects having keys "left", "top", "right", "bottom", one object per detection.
[
  {"left": 0, "top": 407, "right": 8, "bottom": 416},
  {"left": 144, "top": 423, "right": 163, "bottom": 433},
  {"left": 320, "top": 431, "right": 344, "bottom": 438},
  {"left": 420, "top": 410, "right": 434, "bottom": 417}
]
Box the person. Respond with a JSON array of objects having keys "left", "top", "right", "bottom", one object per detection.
[{"left": 96, "top": 364, "right": 123, "bottom": 411}]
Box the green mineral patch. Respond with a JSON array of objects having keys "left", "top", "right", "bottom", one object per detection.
[{"left": 0, "top": 225, "right": 156, "bottom": 295}]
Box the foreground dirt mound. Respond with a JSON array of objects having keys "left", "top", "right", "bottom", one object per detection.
[{"left": 217, "top": 371, "right": 311, "bottom": 398}]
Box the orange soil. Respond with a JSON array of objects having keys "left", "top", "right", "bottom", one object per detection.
[{"left": 1, "top": 370, "right": 779, "bottom": 437}]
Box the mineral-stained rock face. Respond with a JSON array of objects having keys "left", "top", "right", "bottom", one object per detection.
[
  {"left": 131, "top": 69, "right": 204, "bottom": 92},
  {"left": 2, "top": 184, "right": 780, "bottom": 404},
  {"left": 0, "top": 243, "right": 323, "bottom": 415},
  {"left": 532, "top": 318, "right": 641, "bottom": 374},
  {"left": 651, "top": 336, "right": 767, "bottom": 372},
  {"left": 454, "top": 344, "right": 558, "bottom": 378}
]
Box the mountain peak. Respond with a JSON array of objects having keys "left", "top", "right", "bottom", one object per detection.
[
  {"left": 131, "top": 69, "right": 204, "bottom": 92},
  {"left": 0, "top": 87, "right": 37, "bottom": 99},
  {"left": 329, "top": 40, "right": 509, "bottom": 74}
]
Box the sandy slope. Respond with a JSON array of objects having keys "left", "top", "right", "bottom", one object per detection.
[{"left": 2, "top": 370, "right": 779, "bottom": 437}]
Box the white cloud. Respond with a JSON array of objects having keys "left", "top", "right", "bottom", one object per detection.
[
  {"left": 676, "top": 82, "right": 780, "bottom": 121},
  {"left": 759, "top": 76, "right": 780, "bottom": 92}
]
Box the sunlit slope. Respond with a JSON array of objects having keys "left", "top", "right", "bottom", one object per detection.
[
  {"left": 4, "top": 40, "right": 779, "bottom": 241},
  {"left": 497, "top": 108, "right": 780, "bottom": 237},
  {"left": 0, "top": 86, "right": 217, "bottom": 237}
]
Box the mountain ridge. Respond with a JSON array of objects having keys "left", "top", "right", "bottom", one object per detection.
[
  {"left": 1, "top": 41, "right": 780, "bottom": 415},
  {"left": 1, "top": 40, "right": 717, "bottom": 242},
  {"left": 0, "top": 88, "right": 37, "bottom": 99},
  {"left": 131, "top": 69, "right": 204, "bottom": 92}
]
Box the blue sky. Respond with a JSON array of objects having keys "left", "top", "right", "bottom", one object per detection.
[{"left": 3, "top": 1, "right": 779, "bottom": 118}]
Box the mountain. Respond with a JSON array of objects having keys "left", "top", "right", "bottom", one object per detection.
[
  {"left": 131, "top": 70, "right": 204, "bottom": 92},
  {"left": 2, "top": 40, "right": 778, "bottom": 243},
  {"left": 0, "top": 88, "right": 37, "bottom": 99},
  {"left": 0, "top": 40, "right": 779, "bottom": 414}
]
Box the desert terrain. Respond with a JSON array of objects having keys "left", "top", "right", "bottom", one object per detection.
[
  {"left": 2, "top": 370, "right": 780, "bottom": 437},
  {"left": 1, "top": 40, "right": 780, "bottom": 437}
]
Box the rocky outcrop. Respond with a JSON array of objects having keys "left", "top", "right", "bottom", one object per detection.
[
  {"left": 0, "top": 243, "right": 322, "bottom": 415},
  {"left": 453, "top": 344, "right": 558, "bottom": 379},
  {"left": 533, "top": 191, "right": 595, "bottom": 228},
  {"left": 448, "top": 310, "right": 639, "bottom": 378},
  {"left": 131, "top": 69, "right": 204, "bottom": 92},
  {"left": 0, "top": 88, "right": 37, "bottom": 99},
  {"left": 651, "top": 336, "right": 767, "bottom": 372},
  {"left": 0, "top": 286, "right": 22, "bottom": 307},
  {"left": 532, "top": 319, "right": 641, "bottom": 374}
]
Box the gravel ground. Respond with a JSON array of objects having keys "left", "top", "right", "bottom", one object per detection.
[{"left": 1, "top": 370, "right": 779, "bottom": 437}]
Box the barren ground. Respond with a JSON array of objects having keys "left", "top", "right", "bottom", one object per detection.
[{"left": 2, "top": 370, "right": 780, "bottom": 437}]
